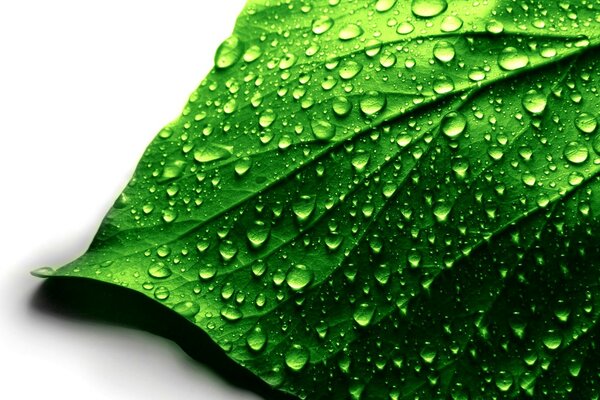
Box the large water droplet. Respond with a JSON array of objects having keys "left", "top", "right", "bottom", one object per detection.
[
  {"left": 286, "top": 264, "right": 314, "bottom": 291},
  {"left": 247, "top": 326, "right": 268, "bottom": 352},
  {"left": 376, "top": 0, "right": 396, "bottom": 12},
  {"left": 219, "top": 240, "right": 238, "bottom": 262},
  {"left": 563, "top": 141, "right": 589, "bottom": 164},
  {"left": 339, "top": 60, "right": 363, "bottom": 80},
  {"left": 312, "top": 16, "right": 334, "bottom": 35},
  {"left": 220, "top": 305, "right": 243, "bottom": 321},
  {"left": 411, "top": 0, "right": 447, "bottom": 18},
  {"left": 215, "top": 36, "right": 243, "bottom": 69},
  {"left": 293, "top": 195, "right": 316, "bottom": 223},
  {"left": 360, "top": 91, "right": 386, "bottom": 116},
  {"left": 522, "top": 90, "right": 547, "bottom": 115},
  {"left": 259, "top": 109, "right": 276, "bottom": 128},
  {"left": 194, "top": 144, "right": 233, "bottom": 163},
  {"left": 441, "top": 112, "right": 467, "bottom": 138},
  {"left": 351, "top": 150, "right": 370, "bottom": 172},
  {"left": 234, "top": 157, "right": 252, "bottom": 177},
  {"left": 495, "top": 371, "right": 513, "bottom": 392},
  {"left": 311, "top": 119, "right": 337, "bottom": 141},
  {"left": 285, "top": 344, "right": 310, "bottom": 371},
  {"left": 498, "top": 47, "right": 529, "bottom": 71},
  {"left": 440, "top": 15, "right": 463, "bottom": 32},
  {"left": 575, "top": 112, "right": 597, "bottom": 134},
  {"left": 353, "top": 303, "right": 376, "bottom": 327},
  {"left": 332, "top": 96, "right": 352, "bottom": 117},
  {"left": 173, "top": 301, "right": 200, "bottom": 319},
  {"left": 148, "top": 263, "right": 172, "bottom": 279},
  {"left": 433, "top": 41, "right": 455, "bottom": 62},
  {"left": 247, "top": 221, "right": 270, "bottom": 249},
  {"left": 339, "top": 23, "right": 363, "bottom": 40}
]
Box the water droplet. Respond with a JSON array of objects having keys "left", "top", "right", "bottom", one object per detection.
[
  {"left": 468, "top": 67, "right": 486, "bottom": 82},
  {"left": 312, "top": 16, "right": 334, "bottom": 35},
  {"left": 234, "top": 157, "right": 252, "bottom": 177},
  {"left": 339, "top": 60, "right": 362, "bottom": 80},
  {"left": 396, "top": 21, "right": 415, "bottom": 34},
  {"left": 194, "top": 144, "right": 233, "bottom": 163},
  {"left": 543, "top": 330, "right": 562, "bottom": 350},
  {"left": 198, "top": 264, "right": 217, "bottom": 280},
  {"left": 173, "top": 301, "right": 200, "bottom": 319},
  {"left": 518, "top": 145, "right": 533, "bottom": 161},
  {"left": 215, "top": 35, "right": 243, "bottom": 69},
  {"left": 332, "top": 96, "right": 352, "bottom": 117},
  {"left": 440, "top": 15, "right": 463, "bottom": 32},
  {"left": 148, "top": 263, "right": 172, "bottom": 279},
  {"left": 353, "top": 303, "right": 376, "bottom": 327},
  {"left": 220, "top": 305, "right": 243, "bottom": 321},
  {"left": 498, "top": 47, "right": 529, "bottom": 71},
  {"left": 563, "top": 141, "right": 589, "bottom": 164},
  {"left": 360, "top": 91, "right": 386, "bottom": 116},
  {"left": 30, "top": 267, "right": 55, "bottom": 278},
  {"left": 420, "top": 344, "right": 437, "bottom": 363},
  {"left": 486, "top": 19, "right": 504, "bottom": 34},
  {"left": 411, "top": 0, "right": 447, "bottom": 18},
  {"left": 433, "top": 41, "right": 455, "bottom": 62},
  {"left": 433, "top": 201, "right": 452, "bottom": 223},
  {"left": 441, "top": 112, "right": 467, "bottom": 138},
  {"left": 251, "top": 261, "right": 267, "bottom": 278},
  {"left": 246, "top": 326, "right": 268, "bottom": 352},
  {"left": 247, "top": 221, "right": 270, "bottom": 249},
  {"left": 285, "top": 344, "right": 310, "bottom": 371},
  {"left": 575, "top": 112, "right": 597, "bottom": 134},
  {"left": 259, "top": 109, "right": 276, "bottom": 128},
  {"left": 311, "top": 119, "right": 337, "bottom": 141},
  {"left": 351, "top": 150, "right": 370, "bottom": 172},
  {"left": 522, "top": 90, "right": 547, "bottom": 115},
  {"left": 219, "top": 240, "right": 238, "bottom": 262},
  {"left": 154, "top": 286, "right": 170, "bottom": 300},
  {"left": 375, "top": 0, "right": 396, "bottom": 12},
  {"left": 339, "top": 23, "right": 363, "bottom": 40},
  {"left": 243, "top": 45, "right": 262, "bottom": 63},
  {"left": 286, "top": 264, "right": 314, "bottom": 291},
  {"left": 293, "top": 195, "right": 316, "bottom": 223},
  {"left": 433, "top": 76, "right": 454, "bottom": 94},
  {"left": 495, "top": 371, "right": 513, "bottom": 392}
]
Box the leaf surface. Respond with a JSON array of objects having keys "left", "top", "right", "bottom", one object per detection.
[{"left": 38, "top": 0, "right": 600, "bottom": 398}]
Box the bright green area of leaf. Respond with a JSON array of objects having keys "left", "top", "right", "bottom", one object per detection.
[{"left": 36, "top": 0, "right": 600, "bottom": 398}]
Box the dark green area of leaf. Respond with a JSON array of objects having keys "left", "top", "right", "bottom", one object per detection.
[{"left": 36, "top": 0, "right": 600, "bottom": 398}]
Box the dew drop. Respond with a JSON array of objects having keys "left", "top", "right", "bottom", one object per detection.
[
  {"left": 498, "top": 47, "right": 529, "bottom": 71},
  {"left": 441, "top": 112, "right": 467, "bottom": 138},
  {"left": 312, "top": 16, "right": 334, "bottom": 35},
  {"left": 234, "top": 157, "right": 252, "bottom": 177},
  {"left": 433, "top": 40, "right": 455, "bottom": 62},
  {"left": 495, "top": 371, "right": 513, "bottom": 392},
  {"left": 311, "top": 119, "right": 337, "bottom": 141},
  {"left": 154, "top": 286, "right": 170, "bottom": 301},
  {"left": 293, "top": 195, "right": 316, "bottom": 223},
  {"left": 259, "top": 109, "right": 276, "bottom": 128},
  {"left": 194, "top": 144, "right": 233, "bottom": 163},
  {"left": 563, "top": 141, "right": 589, "bottom": 164},
  {"left": 522, "top": 90, "right": 547, "bottom": 115},
  {"left": 339, "top": 23, "right": 363, "bottom": 41},
  {"left": 575, "top": 113, "right": 597, "bottom": 134},
  {"left": 440, "top": 15, "right": 463, "bottom": 32},
  {"left": 433, "top": 76, "right": 454, "bottom": 94},
  {"left": 246, "top": 326, "right": 268, "bottom": 352},
  {"left": 198, "top": 264, "right": 217, "bottom": 280},
  {"left": 220, "top": 305, "right": 243, "bottom": 321},
  {"left": 433, "top": 201, "right": 452, "bottom": 223},
  {"left": 396, "top": 21, "right": 415, "bottom": 35},
  {"left": 375, "top": 0, "right": 396, "bottom": 12},
  {"left": 332, "top": 96, "right": 352, "bottom": 117},
  {"left": 543, "top": 330, "right": 562, "bottom": 350},
  {"left": 247, "top": 221, "right": 270, "bottom": 249},
  {"left": 353, "top": 303, "right": 376, "bottom": 327},
  {"left": 351, "top": 150, "right": 370, "bottom": 172},
  {"left": 148, "top": 263, "right": 172, "bottom": 279},
  {"left": 411, "top": 0, "right": 447, "bottom": 18},
  {"left": 420, "top": 344, "right": 437, "bottom": 363},
  {"left": 468, "top": 67, "right": 486, "bottom": 82},
  {"left": 360, "top": 91, "right": 386, "bottom": 116},
  {"left": 486, "top": 19, "right": 504, "bottom": 34},
  {"left": 286, "top": 264, "right": 314, "bottom": 291},
  {"left": 339, "top": 60, "right": 362, "bottom": 80},
  {"left": 285, "top": 344, "right": 310, "bottom": 371},
  {"left": 173, "top": 301, "right": 200, "bottom": 319},
  {"left": 243, "top": 45, "right": 262, "bottom": 63},
  {"left": 219, "top": 240, "right": 238, "bottom": 262},
  {"left": 30, "top": 267, "right": 55, "bottom": 278},
  {"left": 215, "top": 35, "right": 243, "bottom": 69}
]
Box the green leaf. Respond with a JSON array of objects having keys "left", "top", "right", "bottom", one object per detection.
[{"left": 35, "top": 0, "right": 600, "bottom": 398}]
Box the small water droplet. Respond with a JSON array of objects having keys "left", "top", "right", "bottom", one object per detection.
[
  {"left": 219, "top": 240, "right": 238, "bottom": 262},
  {"left": 351, "top": 150, "right": 370, "bottom": 172},
  {"left": 194, "top": 144, "right": 233, "bottom": 163},
  {"left": 495, "top": 371, "right": 513, "bottom": 392},
  {"left": 173, "top": 301, "right": 200, "bottom": 319},
  {"left": 148, "top": 263, "right": 172, "bottom": 279},
  {"left": 259, "top": 109, "right": 276, "bottom": 128},
  {"left": 154, "top": 286, "right": 170, "bottom": 300},
  {"left": 234, "top": 157, "right": 252, "bottom": 177},
  {"left": 360, "top": 91, "right": 386, "bottom": 116},
  {"left": 433, "top": 41, "right": 455, "bottom": 62},
  {"left": 396, "top": 21, "right": 415, "bottom": 34},
  {"left": 30, "top": 267, "right": 55, "bottom": 278},
  {"left": 332, "top": 96, "right": 352, "bottom": 117},
  {"left": 486, "top": 20, "right": 504, "bottom": 34},
  {"left": 440, "top": 15, "right": 463, "bottom": 32},
  {"left": 375, "top": 0, "right": 396, "bottom": 12},
  {"left": 247, "top": 221, "right": 270, "bottom": 249},
  {"left": 293, "top": 195, "right": 316, "bottom": 223},
  {"left": 420, "top": 344, "right": 437, "bottom": 363},
  {"left": 339, "top": 60, "right": 362, "bottom": 80},
  {"left": 220, "top": 305, "right": 243, "bottom": 321}
]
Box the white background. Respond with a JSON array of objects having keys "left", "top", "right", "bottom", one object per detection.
[{"left": 0, "top": 1, "right": 263, "bottom": 399}]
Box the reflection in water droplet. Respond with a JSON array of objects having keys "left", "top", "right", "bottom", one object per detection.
[
  {"left": 312, "top": 16, "right": 334, "bottom": 35},
  {"left": 375, "top": 0, "right": 396, "bottom": 12},
  {"left": 360, "top": 91, "right": 386, "bottom": 116},
  {"left": 486, "top": 20, "right": 504, "bottom": 34},
  {"left": 220, "top": 305, "right": 243, "bottom": 321},
  {"left": 247, "top": 326, "right": 268, "bottom": 352},
  {"left": 440, "top": 15, "right": 463, "bottom": 32},
  {"left": 441, "top": 112, "right": 467, "bottom": 138},
  {"left": 285, "top": 344, "right": 310, "bottom": 371},
  {"left": 194, "top": 144, "right": 233, "bottom": 163},
  {"left": 575, "top": 113, "right": 597, "bottom": 134},
  {"left": 293, "top": 195, "right": 316, "bottom": 223},
  {"left": 433, "top": 41, "right": 455, "bottom": 62},
  {"left": 332, "top": 96, "right": 352, "bottom": 117},
  {"left": 339, "top": 23, "right": 364, "bottom": 40},
  {"left": 522, "top": 90, "right": 547, "bottom": 115},
  {"left": 311, "top": 119, "right": 337, "bottom": 141},
  {"left": 247, "top": 221, "right": 270, "bottom": 249},
  {"left": 353, "top": 303, "right": 376, "bottom": 327},
  {"left": 286, "top": 264, "right": 314, "bottom": 291},
  {"left": 148, "top": 264, "right": 172, "bottom": 279},
  {"left": 396, "top": 22, "right": 415, "bottom": 35}
]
